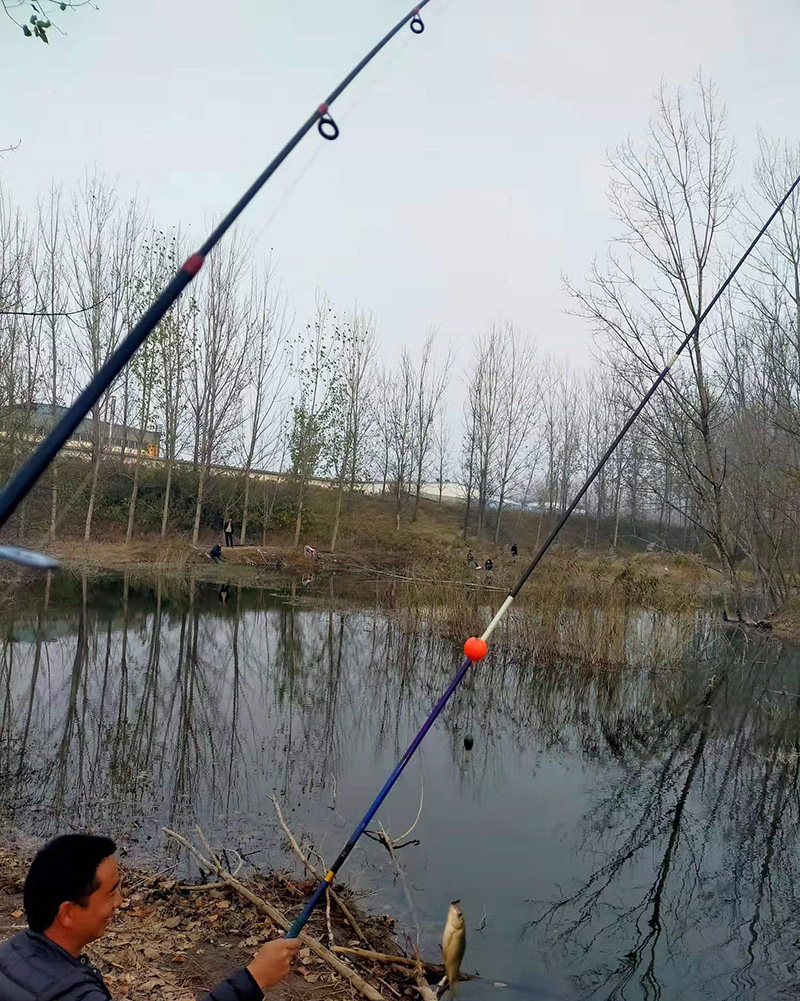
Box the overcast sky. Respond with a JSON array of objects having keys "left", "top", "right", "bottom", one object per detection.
[{"left": 2, "top": 0, "right": 800, "bottom": 372}]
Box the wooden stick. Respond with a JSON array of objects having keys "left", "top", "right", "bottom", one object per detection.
[
  {"left": 332, "top": 947, "right": 440, "bottom": 976},
  {"left": 326, "top": 884, "right": 334, "bottom": 948},
  {"left": 163, "top": 828, "right": 386, "bottom": 1001},
  {"left": 333, "top": 947, "right": 472, "bottom": 982},
  {"left": 269, "top": 794, "right": 369, "bottom": 943},
  {"left": 413, "top": 957, "right": 438, "bottom": 1001}
]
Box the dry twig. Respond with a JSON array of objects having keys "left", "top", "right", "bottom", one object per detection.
[
  {"left": 326, "top": 886, "right": 335, "bottom": 948},
  {"left": 163, "top": 827, "right": 386, "bottom": 1001},
  {"left": 331, "top": 947, "right": 453, "bottom": 978},
  {"left": 269, "top": 794, "right": 369, "bottom": 943}
]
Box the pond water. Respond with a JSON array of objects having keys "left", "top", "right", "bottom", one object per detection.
[{"left": 2, "top": 572, "right": 800, "bottom": 1001}]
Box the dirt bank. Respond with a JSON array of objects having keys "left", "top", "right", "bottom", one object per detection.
[{"left": 767, "top": 598, "right": 800, "bottom": 642}]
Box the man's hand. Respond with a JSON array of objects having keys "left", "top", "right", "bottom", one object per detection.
[{"left": 246, "top": 938, "right": 302, "bottom": 989}]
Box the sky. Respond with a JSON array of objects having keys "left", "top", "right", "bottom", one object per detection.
[{"left": 2, "top": 0, "right": 800, "bottom": 376}]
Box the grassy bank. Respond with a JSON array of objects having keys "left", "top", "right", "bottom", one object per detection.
[{"left": 42, "top": 532, "right": 717, "bottom": 614}]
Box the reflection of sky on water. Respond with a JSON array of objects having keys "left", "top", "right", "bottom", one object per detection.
[{"left": 2, "top": 574, "right": 800, "bottom": 1000}]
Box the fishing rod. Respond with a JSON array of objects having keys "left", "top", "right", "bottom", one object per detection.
[
  {"left": 0, "top": 0, "right": 432, "bottom": 568},
  {"left": 284, "top": 172, "right": 800, "bottom": 938}
]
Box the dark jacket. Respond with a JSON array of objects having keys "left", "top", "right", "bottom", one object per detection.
[{"left": 0, "top": 931, "right": 263, "bottom": 1001}]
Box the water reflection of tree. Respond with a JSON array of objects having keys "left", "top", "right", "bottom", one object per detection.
[
  {"left": 527, "top": 636, "right": 800, "bottom": 1000},
  {"left": 0, "top": 587, "right": 715, "bottom": 841}
]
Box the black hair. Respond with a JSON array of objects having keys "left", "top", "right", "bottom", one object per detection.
[{"left": 23, "top": 834, "right": 117, "bottom": 933}]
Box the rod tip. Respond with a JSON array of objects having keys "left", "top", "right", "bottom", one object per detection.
[{"left": 464, "top": 637, "right": 488, "bottom": 661}]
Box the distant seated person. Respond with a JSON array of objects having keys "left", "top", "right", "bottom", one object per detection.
[
  {"left": 467, "top": 552, "right": 474, "bottom": 564},
  {"left": 0, "top": 834, "right": 300, "bottom": 1001},
  {"left": 485, "top": 558, "right": 493, "bottom": 571},
  {"left": 209, "top": 544, "right": 222, "bottom": 562},
  {"left": 510, "top": 542, "right": 518, "bottom": 559},
  {"left": 303, "top": 544, "right": 317, "bottom": 558}
]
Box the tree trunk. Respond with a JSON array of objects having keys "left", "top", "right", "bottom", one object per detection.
[
  {"left": 160, "top": 459, "right": 174, "bottom": 539},
  {"left": 49, "top": 465, "right": 58, "bottom": 542},
  {"left": 395, "top": 477, "right": 402, "bottom": 531},
  {"left": 412, "top": 457, "right": 423, "bottom": 522},
  {"left": 192, "top": 463, "right": 208, "bottom": 545},
  {"left": 493, "top": 489, "right": 506, "bottom": 544},
  {"left": 84, "top": 453, "right": 102, "bottom": 542},
  {"left": 593, "top": 492, "right": 601, "bottom": 548},
  {"left": 293, "top": 475, "right": 307, "bottom": 548},
  {"left": 462, "top": 491, "right": 472, "bottom": 542},
  {"left": 125, "top": 457, "right": 142, "bottom": 545},
  {"left": 262, "top": 477, "right": 270, "bottom": 547},
  {"left": 348, "top": 433, "right": 359, "bottom": 503},
  {"left": 381, "top": 442, "right": 389, "bottom": 496},
  {"left": 240, "top": 468, "right": 252, "bottom": 545},
  {"left": 330, "top": 477, "right": 345, "bottom": 552}
]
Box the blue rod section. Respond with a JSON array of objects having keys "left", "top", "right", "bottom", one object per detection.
[{"left": 286, "top": 654, "right": 473, "bottom": 938}]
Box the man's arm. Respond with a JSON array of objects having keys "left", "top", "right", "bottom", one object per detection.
[
  {"left": 201, "top": 939, "right": 301, "bottom": 1001},
  {"left": 200, "top": 966, "right": 263, "bottom": 1001}
]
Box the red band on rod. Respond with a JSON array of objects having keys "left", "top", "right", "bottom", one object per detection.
[
  {"left": 182, "top": 253, "right": 205, "bottom": 277},
  {"left": 317, "top": 103, "right": 329, "bottom": 115}
]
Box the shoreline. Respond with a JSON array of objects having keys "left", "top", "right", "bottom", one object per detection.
[{"left": 35, "top": 537, "right": 720, "bottom": 611}]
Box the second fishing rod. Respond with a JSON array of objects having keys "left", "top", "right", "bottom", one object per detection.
[{"left": 284, "top": 168, "right": 800, "bottom": 939}]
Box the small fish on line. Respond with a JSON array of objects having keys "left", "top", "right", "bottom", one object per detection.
[{"left": 442, "top": 899, "right": 466, "bottom": 996}]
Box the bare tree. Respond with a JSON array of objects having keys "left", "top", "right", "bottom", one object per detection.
[
  {"left": 68, "top": 176, "right": 145, "bottom": 542},
  {"left": 329, "top": 308, "right": 377, "bottom": 551},
  {"left": 386, "top": 352, "right": 414, "bottom": 531},
  {"left": 492, "top": 324, "right": 540, "bottom": 542},
  {"left": 460, "top": 379, "right": 479, "bottom": 541},
  {"left": 410, "top": 329, "right": 452, "bottom": 522},
  {"left": 569, "top": 79, "right": 743, "bottom": 611},
  {"left": 188, "top": 235, "right": 249, "bottom": 545},
  {"left": 34, "top": 183, "right": 69, "bottom": 541},
  {"left": 433, "top": 403, "right": 451, "bottom": 504},
  {"left": 468, "top": 325, "right": 504, "bottom": 539},
  {"left": 288, "top": 292, "right": 341, "bottom": 547},
  {"left": 239, "top": 266, "right": 287, "bottom": 545},
  {"left": 156, "top": 230, "right": 193, "bottom": 539},
  {"left": 124, "top": 228, "right": 176, "bottom": 544}
]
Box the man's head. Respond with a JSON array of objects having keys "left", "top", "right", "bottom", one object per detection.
[{"left": 23, "top": 834, "right": 121, "bottom": 955}]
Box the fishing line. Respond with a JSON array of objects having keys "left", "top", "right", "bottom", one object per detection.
[
  {"left": 0, "top": 0, "right": 434, "bottom": 552},
  {"left": 283, "top": 170, "right": 800, "bottom": 938},
  {"left": 253, "top": 0, "right": 446, "bottom": 250}
]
